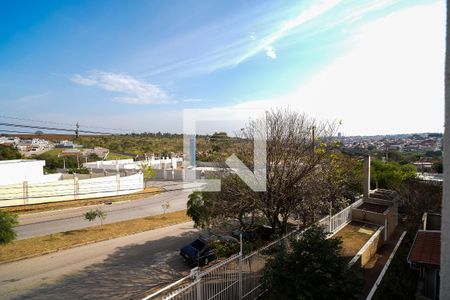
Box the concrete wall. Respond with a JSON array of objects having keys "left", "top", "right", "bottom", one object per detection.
[
  {"left": 0, "top": 173, "right": 144, "bottom": 207},
  {"left": 83, "top": 157, "right": 183, "bottom": 171},
  {"left": 352, "top": 208, "right": 386, "bottom": 225},
  {"left": 386, "top": 208, "right": 397, "bottom": 238},
  {"left": 348, "top": 226, "right": 384, "bottom": 268},
  {"left": 352, "top": 198, "right": 398, "bottom": 240},
  {"left": 0, "top": 159, "right": 46, "bottom": 185},
  {"left": 149, "top": 169, "right": 218, "bottom": 181}
]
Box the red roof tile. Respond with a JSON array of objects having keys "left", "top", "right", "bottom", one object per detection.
[{"left": 408, "top": 231, "right": 440, "bottom": 266}]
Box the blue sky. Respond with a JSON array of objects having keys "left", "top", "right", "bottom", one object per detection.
[{"left": 0, "top": 0, "right": 445, "bottom": 135}]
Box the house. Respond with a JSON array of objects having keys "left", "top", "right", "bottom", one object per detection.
[
  {"left": 413, "top": 162, "right": 434, "bottom": 173},
  {"left": 408, "top": 212, "right": 441, "bottom": 300},
  {"left": 55, "top": 140, "right": 82, "bottom": 149}
]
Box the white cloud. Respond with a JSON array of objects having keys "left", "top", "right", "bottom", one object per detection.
[
  {"left": 70, "top": 71, "right": 174, "bottom": 104},
  {"left": 265, "top": 46, "right": 277, "bottom": 59},
  {"left": 234, "top": 1, "right": 445, "bottom": 135},
  {"left": 237, "top": 0, "right": 341, "bottom": 63}
]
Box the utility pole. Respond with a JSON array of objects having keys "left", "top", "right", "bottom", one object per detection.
[{"left": 75, "top": 122, "right": 79, "bottom": 138}]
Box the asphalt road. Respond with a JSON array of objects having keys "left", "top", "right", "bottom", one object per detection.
[
  {"left": 16, "top": 181, "right": 203, "bottom": 240},
  {"left": 0, "top": 222, "right": 198, "bottom": 300}
]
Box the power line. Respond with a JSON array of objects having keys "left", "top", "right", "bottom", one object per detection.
[
  {"left": 0, "top": 115, "right": 141, "bottom": 133},
  {"left": 0, "top": 122, "right": 113, "bottom": 135},
  {"left": 0, "top": 129, "right": 40, "bottom": 135}
]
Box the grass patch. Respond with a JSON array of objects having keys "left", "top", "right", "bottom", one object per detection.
[
  {"left": 0, "top": 210, "right": 190, "bottom": 264},
  {"left": 0, "top": 187, "right": 165, "bottom": 214},
  {"left": 106, "top": 152, "right": 134, "bottom": 160},
  {"left": 40, "top": 148, "right": 63, "bottom": 156}
]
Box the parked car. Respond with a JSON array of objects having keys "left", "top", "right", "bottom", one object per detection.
[
  {"left": 180, "top": 234, "right": 238, "bottom": 266},
  {"left": 180, "top": 237, "right": 216, "bottom": 266}
]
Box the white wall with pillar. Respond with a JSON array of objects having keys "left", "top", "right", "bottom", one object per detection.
[{"left": 0, "top": 173, "right": 144, "bottom": 207}]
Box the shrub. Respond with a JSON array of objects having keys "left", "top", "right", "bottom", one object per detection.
[{"left": 0, "top": 211, "right": 18, "bottom": 245}]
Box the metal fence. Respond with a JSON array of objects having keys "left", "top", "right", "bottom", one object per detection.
[{"left": 146, "top": 201, "right": 360, "bottom": 300}]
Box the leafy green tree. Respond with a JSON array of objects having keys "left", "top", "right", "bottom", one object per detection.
[
  {"left": 139, "top": 162, "right": 156, "bottom": 182},
  {"left": 0, "top": 145, "right": 22, "bottom": 160},
  {"left": 263, "top": 225, "right": 363, "bottom": 300},
  {"left": 371, "top": 160, "right": 416, "bottom": 189},
  {"left": 432, "top": 161, "right": 443, "bottom": 173},
  {"left": 84, "top": 208, "right": 107, "bottom": 226},
  {"left": 0, "top": 211, "right": 18, "bottom": 245},
  {"left": 187, "top": 192, "right": 215, "bottom": 231},
  {"left": 87, "top": 153, "right": 101, "bottom": 161},
  {"left": 210, "top": 132, "right": 231, "bottom": 153},
  {"left": 33, "top": 152, "right": 78, "bottom": 173}
]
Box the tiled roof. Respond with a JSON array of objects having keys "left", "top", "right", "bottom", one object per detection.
[{"left": 408, "top": 231, "right": 440, "bottom": 266}]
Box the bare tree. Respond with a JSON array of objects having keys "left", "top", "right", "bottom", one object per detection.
[{"left": 198, "top": 109, "right": 339, "bottom": 233}]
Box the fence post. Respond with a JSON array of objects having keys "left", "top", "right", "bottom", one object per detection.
[
  {"left": 190, "top": 268, "right": 202, "bottom": 300},
  {"left": 329, "top": 202, "right": 332, "bottom": 233},
  {"left": 74, "top": 177, "right": 79, "bottom": 200},
  {"left": 116, "top": 173, "right": 121, "bottom": 195},
  {"left": 239, "top": 233, "right": 243, "bottom": 299},
  {"left": 23, "top": 181, "right": 28, "bottom": 205},
  {"left": 384, "top": 218, "right": 388, "bottom": 241}
]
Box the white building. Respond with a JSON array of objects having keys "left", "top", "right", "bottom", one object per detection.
[{"left": 0, "top": 159, "right": 56, "bottom": 185}]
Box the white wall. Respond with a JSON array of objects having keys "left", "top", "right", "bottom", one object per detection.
[
  {"left": 0, "top": 160, "right": 46, "bottom": 185},
  {"left": 83, "top": 157, "right": 183, "bottom": 171},
  {"left": 0, "top": 173, "right": 144, "bottom": 207}
]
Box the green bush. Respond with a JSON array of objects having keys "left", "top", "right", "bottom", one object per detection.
[
  {"left": 263, "top": 225, "right": 363, "bottom": 300},
  {"left": 0, "top": 211, "right": 18, "bottom": 245},
  {"left": 68, "top": 167, "right": 90, "bottom": 174},
  {"left": 0, "top": 145, "right": 21, "bottom": 160},
  {"left": 210, "top": 240, "right": 239, "bottom": 258}
]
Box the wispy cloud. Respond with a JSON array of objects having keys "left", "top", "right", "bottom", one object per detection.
[
  {"left": 233, "top": 1, "right": 445, "bottom": 135},
  {"left": 139, "top": 1, "right": 341, "bottom": 78},
  {"left": 70, "top": 71, "right": 175, "bottom": 104},
  {"left": 264, "top": 46, "right": 277, "bottom": 59},
  {"left": 16, "top": 92, "right": 50, "bottom": 103},
  {"left": 137, "top": 0, "right": 403, "bottom": 79},
  {"left": 236, "top": 0, "right": 341, "bottom": 64}
]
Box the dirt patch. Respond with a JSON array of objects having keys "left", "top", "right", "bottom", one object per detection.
[
  {"left": 0, "top": 210, "right": 190, "bottom": 263},
  {"left": 357, "top": 202, "right": 389, "bottom": 214},
  {"left": 332, "top": 221, "right": 378, "bottom": 259},
  {"left": 361, "top": 228, "right": 410, "bottom": 300}
]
